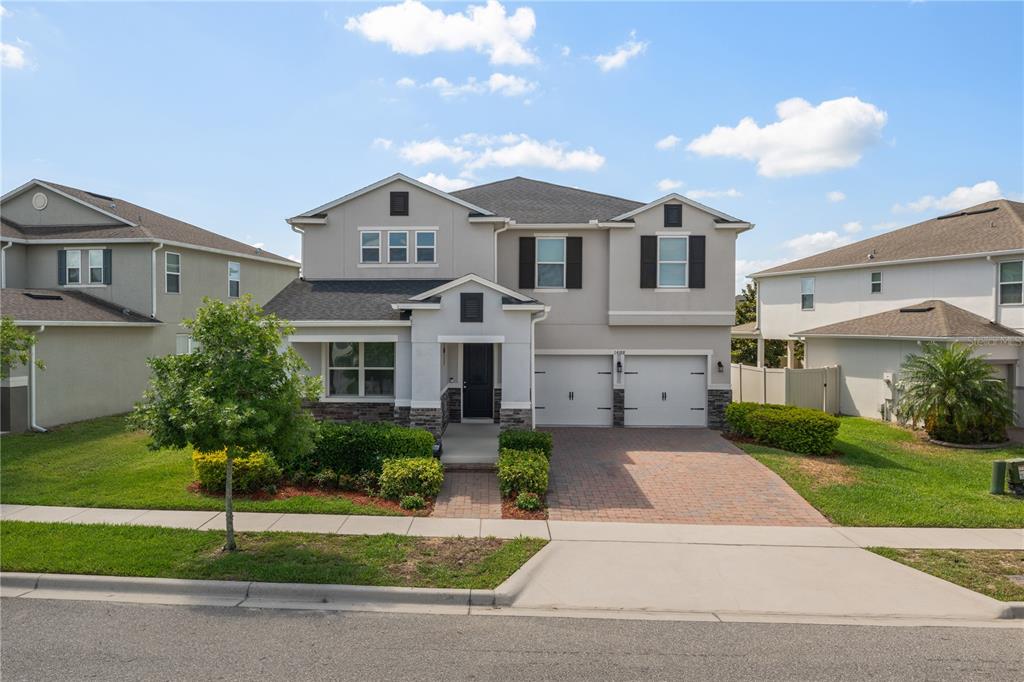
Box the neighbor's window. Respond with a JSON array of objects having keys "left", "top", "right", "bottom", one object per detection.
[
  {"left": 999, "top": 261, "right": 1023, "bottom": 305},
  {"left": 175, "top": 334, "right": 194, "bottom": 355},
  {"left": 870, "top": 271, "right": 882, "bottom": 294},
  {"left": 88, "top": 249, "right": 104, "bottom": 284},
  {"left": 388, "top": 231, "right": 408, "bottom": 263},
  {"left": 66, "top": 249, "right": 81, "bottom": 284},
  {"left": 166, "top": 252, "right": 181, "bottom": 293},
  {"left": 801, "top": 277, "right": 815, "bottom": 310},
  {"left": 361, "top": 231, "right": 381, "bottom": 263},
  {"left": 657, "top": 236, "right": 688, "bottom": 288},
  {"left": 327, "top": 342, "right": 395, "bottom": 397},
  {"left": 415, "top": 230, "right": 436, "bottom": 263},
  {"left": 536, "top": 237, "right": 566, "bottom": 288},
  {"left": 228, "top": 261, "right": 240, "bottom": 298}
]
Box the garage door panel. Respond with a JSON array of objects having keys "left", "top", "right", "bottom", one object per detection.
[
  {"left": 535, "top": 356, "right": 613, "bottom": 426},
  {"left": 624, "top": 356, "right": 706, "bottom": 427}
]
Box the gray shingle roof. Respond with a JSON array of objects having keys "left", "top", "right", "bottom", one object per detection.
[
  {"left": 1, "top": 288, "right": 158, "bottom": 324},
  {"left": 796, "top": 300, "right": 1024, "bottom": 340},
  {"left": 451, "top": 177, "right": 644, "bottom": 223},
  {"left": 756, "top": 200, "right": 1024, "bottom": 276},
  {"left": 264, "top": 279, "right": 453, "bottom": 321},
  {"left": 2, "top": 180, "right": 298, "bottom": 266}
]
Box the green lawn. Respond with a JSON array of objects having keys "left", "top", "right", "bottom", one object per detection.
[
  {"left": 871, "top": 548, "right": 1024, "bottom": 602},
  {"left": 0, "top": 521, "right": 546, "bottom": 589},
  {"left": 0, "top": 416, "right": 398, "bottom": 515},
  {"left": 737, "top": 417, "right": 1024, "bottom": 527}
]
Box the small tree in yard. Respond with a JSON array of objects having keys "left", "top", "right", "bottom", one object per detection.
[
  {"left": 129, "top": 296, "right": 321, "bottom": 550},
  {"left": 1, "top": 316, "right": 44, "bottom": 379},
  {"left": 896, "top": 342, "right": 1015, "bottom": 444}
]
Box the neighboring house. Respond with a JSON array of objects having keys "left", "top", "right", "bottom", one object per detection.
[
  {"left": 0, "top": 180, "right": 299, "bottom": 431},
  {"left": 267, "top": 173, "right": 752, "bottom": 435},
  {"left": 741, "top": 200, "right": 1024, "bottom": 421}
]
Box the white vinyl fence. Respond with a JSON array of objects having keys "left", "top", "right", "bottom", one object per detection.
[{"left": 730, "top": 364, "right": 840, "bottom": 415}]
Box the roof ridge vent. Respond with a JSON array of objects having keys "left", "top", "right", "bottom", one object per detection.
[
  {"left": 936, "top": 206, "right": 999, "bottom": 220},
  {"left": 898, "top": 305, "right": 934, "bottom": 313}
]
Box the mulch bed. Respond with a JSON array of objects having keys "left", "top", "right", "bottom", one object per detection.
[
  {"left": 186, "top": 483, "right": 433, "bottom": 516},
  {"left": 501, "top": 498, "right": 547, "bottom": 520}
]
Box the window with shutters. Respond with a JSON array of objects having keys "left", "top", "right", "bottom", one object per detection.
[
  {"left": 390, "top": 191, "right": 409, "bottom": 216},
  {"left": 88, "top": 249, "right": 104, "bottom": 284},
  {"left": 461, "top": 292, "right": 484, "bottom": 322},
  {"left": 165, "top": 252, "right": 181, "bottom": 294},
  {"left": 63, "top": 249, "right": 106, "bottom": 286},
  {"left": 657, "top": 236, "right": 688, "bottom": 288},
  {"left": 65, "top": 250, "right": 82, "bottom": 285},
  {"left": 536, "top": 237, "right": 566, "bottom": 288},
  {"left": 664, "top": 204, "right": 683, "bottom": 228}
]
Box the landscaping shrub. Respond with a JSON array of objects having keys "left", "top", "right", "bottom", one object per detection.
[
  {"left": 378, "top": 457, "right": 444, "bottom": 500},
  {"left": 497, "top": 448, "right": 549, "bottom": 497},
  {"left": 749, "top": 406, "right": 840, "bottom": 456},
  {"left": 192, "top": 449, "right": 282, "bottom": 494},
  {"left": 311, "top": 468, "right": 338, "bottom": 490},
  {"left": 337, "top": 470, "right": 379, "bottom": 495},
  {"left": 400, "top": 494, "right": 427, "bottom": 511},
  {"left": 725, "top": 402, "right": 795, "bottom": 437},
  {"left": 515, "top": 491, "right": 542, "bottom": 511},
  {"left": 289, "top": 421, "right": 435, "bottom": 478},
  {"left": 498, "top": 429, "right": 553, "bottom": 460}
]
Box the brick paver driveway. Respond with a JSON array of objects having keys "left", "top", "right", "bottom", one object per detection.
[{"left": 545, "top": 428, "right": 828, "bottom": 526}]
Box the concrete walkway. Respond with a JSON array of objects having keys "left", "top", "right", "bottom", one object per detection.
[{"left": 439, "top": 423, "right": 499, "bottom": 466}]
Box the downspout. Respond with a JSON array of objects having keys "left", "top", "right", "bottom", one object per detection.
[
  {"left": 987, "top": 255, "right": 998, "bottom": 323},
  {"left": 290, "top": 224, "right": 305, "bottom": 278},
  {"left": 30, "top": 325, "right": 46, "bottom": 432},
  {"left": 151, "top": 242, "right": 164, "bottom": 319},
  {"left": 529, "top": 306, "right": 551, "bottom": 429},
  {"left": 1, "top": 240, "right": 11, "bottom": 288},
  {"left": 493, "top": 221, "right": 510, "bottom": 281}
]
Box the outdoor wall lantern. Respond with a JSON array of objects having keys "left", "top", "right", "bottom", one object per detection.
[
  {"left": 717, "top": 361, "right": 724, "bottom": 373},
  {"left": 616, "top": 360, "right": 623, "bottom": 374}
]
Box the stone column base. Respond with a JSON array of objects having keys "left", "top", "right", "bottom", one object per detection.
[
  {"left": 393, "top": 405, "right": 411, "bottom": 427},
  {"left": 446, "top": 387, "right": 462, "bottom": 424},
  {"left": 612, "top": 388, "right": 625, "bottom": 428},
  {"left": 707, "top": 388, "right": 732, "bottom": 430},
  {"left": 499, "top": 407, "right": 532, "bottom": 432},
  {"left": 492, "top": 387, "right": 502, "bottom": 424},
  {"left": 409, "top": 407, "right": 444, "bottom": 438}
]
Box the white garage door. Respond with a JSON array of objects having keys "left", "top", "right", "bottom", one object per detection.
[
  {"left": 624, "top": 356, "right": 707, "bottom": 427},
  {"left": 535, "top": 356, "right": 613, "bottom": 426}
]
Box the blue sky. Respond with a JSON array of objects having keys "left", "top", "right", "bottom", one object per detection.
[{"left": 2, "top": 1, "right": 1021, "bottom": 289}]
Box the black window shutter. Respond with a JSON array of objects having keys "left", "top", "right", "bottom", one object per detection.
[
  {"left": 57, "top": 249, "right": 67, "bottom": 285},
  {"left": 640, "top": 236, "right": 657, "bottom": 288},
  {"left": 518, "top": 237, "right": 535, "bottom": 289},
  {"left": 689, "top": 236, "right": 706, "bottom": 289},
  {"left": 390, "top": 191, "right": 409, "bottom": 216},
  {"left": 664, "top": 204, "right": 682, "bottom": 228},
  {"left": 103, "top": 249, "right": 113, "bottom": 285},
  {"left": 566, "top": 237, "right": 583, "bottom": 289},
  {"left": 460, "top": 292, "right": 483, "bottom": 322}
]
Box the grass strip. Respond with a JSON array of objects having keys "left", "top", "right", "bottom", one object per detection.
[{"left": 870, "top": 548, "right": 1024, "bottom": 602}]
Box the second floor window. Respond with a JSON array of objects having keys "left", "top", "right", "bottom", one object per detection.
[
  {"left": 657, "top": 236, "right": 688, "bottom": 288},
  {"left": 361, "top": 231, "right": 381, "bottom": 263},
  {"left": 88, "top": 249, "right": 104, "bottom": 283},
  {"left": 62, "top": 248, "right": 106, "bottom": 285},
  {"left": 870, "top": 271, "right": 882, "bottom": 294},
  {"left": 228, "top": 261, "right": 240, "bottom": 298},
  {"left": 801, "top": 277, "right": 815, "bottom": 310},
  {"left": 536, "top": 237, "right": 566, "bottom": 288},
  {"left": 166, "top": 252, "right": 181, "bottom": 293},
  {"left": 328, "top": 341, "right": 395, "bottom": 397},
  {"left": 388, "top": 231, "right": 408, "bottom": 263},
  {"left": 66, "top": 250, "right": 81, "bottom": 284},
  {"left": 999, "top": 261, "right": 1023, "bottom": 305},
  {"left": 416, "top": 231, "right": 436, "bottom": 263}
]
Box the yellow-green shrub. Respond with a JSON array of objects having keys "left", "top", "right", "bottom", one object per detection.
[
  {"left": 378, "top": 457, "right": 444, "bottom": 499},
  {"left": 192, "top": 449, "right": 282, "bottom": 494}
]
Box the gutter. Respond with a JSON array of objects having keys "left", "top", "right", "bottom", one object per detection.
[
  {"left": 30, "top": 325, "right": 46, "bottom": 432},
  {"left": 290, "top": 224, "right": 304, "bottom": 277},
  {"left": 1, "top": 240, "right": 11, "bottom": 288},
  {"left": 987, "top": 255, "right": 999, "bottom": 323},
  {"left": 530, "top": 306, "right": 551, "bottom": 429},
  {"left": 150, "top": 243, "right": 163, "bottom": 318}
]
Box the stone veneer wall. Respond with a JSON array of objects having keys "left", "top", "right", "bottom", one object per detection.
[
  {"left": 706, "top": 389, "right": 732, "bottom": 430},
  {"left": 393, "top": 405, "right": 411, "bottom": 427},
  {"left": 499, "top": 407, "right": 531, "bottom": 432},
  {"left": 446, "top": 387, "right": 461, "bottom": 424},
  {"left": 612, "top": 388, "right": 625, "bottom": 428},
  {"left": 306, "top": 401, "right": 396, "bottom": 423},
  {"left": 409, "top": 407, "right": 444, "bottom": 438},
  {"left": 492, "top": 388, "right": 502, "bottom": 424},
  {"left": 440, "top": 388, "right": 450, "bottom": 429}
]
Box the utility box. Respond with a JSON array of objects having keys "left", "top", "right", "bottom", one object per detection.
[{"left": 1007, "top": 458, "right": 1024, "bottom": 496}]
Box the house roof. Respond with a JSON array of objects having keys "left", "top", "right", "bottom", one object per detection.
[
  {"left": 1, "top": 288, "right": 159, "bottom": 325},
  {"left": 795, "top": 300, "right": 1024, "bottom": 340},
  {"left": 451, "top": 177, "right": 645, "bottom": 224},
  {"left": 292, "top": 173, "right": 493, "bottom": 220},
  {"left": 1, "top": 180, "right": 298, "bottom": 266},
  {"left": 754, "top": 200, "right": 1024, "bottom": 277},
  {"left": 263, "top": 279, "right": 453, "bottom": 321},
  {"left": 731, "top": 321, "right": 759, "bottom": 337}
]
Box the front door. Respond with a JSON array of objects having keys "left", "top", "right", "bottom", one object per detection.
[{"left": 463, "top": 344, "right": 494, "bottom": 419}]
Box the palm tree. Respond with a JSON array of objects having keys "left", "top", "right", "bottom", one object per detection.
[{"left": 896, "top": 342, "right": 1015, "bottom": 444}]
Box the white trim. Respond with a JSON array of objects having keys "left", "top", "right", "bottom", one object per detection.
[
  {"left": 470, "top": 216, "right": 510, "bottom": 224},
  {"left": 625, "top": 349, "right": 713, "bottom": 356},
  {"left": 656, "top": 235, "right": 688, "bottom": 288},
  {"left": 150, "top": 243, "right": 163, "bottom": 318},
  {"left": 86, "top": 248, "right": 105, "bottom": 285},
  {"left": 708, "top": 383, "right": 733, "bottom": 390},
  {"left": 357, "top": 225, "right": 439, "bottom": 231},
  {"left": 656, "top": 230, "right": 691, "bottom": 236},
  {"left": 323, "top": 340, "right": 397, "bottom": 400},
  {"left": 164, "top": 251, "right": 181, "bottom": 294},
  {"left": 535, "top": 349, "right": 615, "bottom": 355},
  {"left": 410, "top": 273, "right": 533, "bottom": 302},
  {"left": 286, "top": 334, "right": 399, "bottom": 343},
  {"left": 608, "top": 310, "right": 735, "bottom": 316},
  {"left": 501, "top": 401, "right": 532, "bottom": 410},
  {"left": 293, "top": 173, "right": 494, "bottom": 218},
  {"left": 751, "top": 249, "right": 1024, "bottom": 279},
  {"left": 414, "top": 229, "right": 437, "bottom": 264},
  {"left": 286, "top": 217, "right": 327, "bottom": 226},
  {"left": 360, "top": 230, "right": 381, "bottom": 265},
  {"left": 319, "top": 397, "right": 396, "bottom": 404},
  {"left": 11, "top": 320, "right": 158, "bottom": 327},
  {"left": 387, "top": 230, "right": 409, "bottom": 264},
  {"left": 411, "top": 400, "right": 442, "bottom": 409},
  {"left": 395, "top": 399, "right": 411, "bottom": 407},
  {"left": 1, "top": 180, "right": 137, "bottom": 226},
  {"left": 2, "top": 376, "right": 29, "bottom": 387},
  {"left": 502, "top": 304, "right": 546, "bottom": 312},
  {"left": 290, "top": 320, "right": 412, "bottom": 327},
  {"left": 1, "top": 240, "right": 11, "bottom": 288},
  {"left": 60, "top": 284, "right": 107, "bottom": 289},
  {"left": 797, "top": 333, "right": 1024, "bottom": 343},
  {"left": 64, "top": 248, "right": 82, "bottom": 285},
  {"left": 504, "top": 222, "right": 626, "bottom": 230},
  {"left": 535, "top": 236, "right": 566, "bottom": 289},
  {"left": 390, "top": 302, "right": 441, "bottom": 310},
  {"left": 358, "top": 263, "right": 441, "bottom": 269},
  {"left": 528, "top": 288, "right": 567, "bottom": 293},
  {"left": 29, "top": 325, "right": 45, "bottom": 432},
  {"left": 438, "top": 335, "right": 505, "bottom": 343},
  {"left": 610, "top": 192, "right": 747, "bottom": 225}
]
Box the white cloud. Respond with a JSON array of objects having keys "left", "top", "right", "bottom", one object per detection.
[
  {"left": 560, "top": 45, "right": 571, "bottom": 57},
  {"left": 487, "top": 72, "right": 536, "bottom": 97},
  {"left": 454, "top": 132, "right": 526, "bottom": 146},
  {"left": 425, "top": 75, "right": 485, "bottom": 97},
  {"left": 657, "top": 178, "right": 683, "bottom": 192},
  {"left": 466, "top": 136, "right": 605, "bottom": 172},
  {"left": 417, "top": 172, "right": 473, "bottom": 192},
  {"left": 1, "top": 42, "right": 26, "bottom": 69},
  {"left": 685, "top": 188, "right": 742, "bottom": 200},
  {"left": 345, "top": 0, "right": 537, "bottom": 65},
  {"left": 783, "top": 230, "right": 853, "bottom": 259},
  {"left": 286, "top": 254, "right": 300, "bottom": 263},
  {"left": 655, "top": 134, "right": 681, "bottom": 150},
  {"left": 892, "top": 180, "right": 1003, "bottom": 213},
  {"left": 871, "top": 220, "right": 902, "bottom": 232},
  {"left": 372, "top": 137, "right": 393, "bottom": 150},
  {"left": 401, "top": 73, "right": 537, "bottom": 98},
  {"left": 0, "top": 5, "right": 10, "bottom": 18},
  {"left": 249, "top": 242, "right": 266, "bottom": 250},
  {"left": 594, "top": 31, "right": 647, "bottom": 72},
  {"left": 399, "top": 139, "right": 473, "bottom": 164},
  {"left": 687, "top": 96, "right": 888, "bottom": 177},
  {"left": 396, "top": 76, "right": 416, "bottom": 88},
  {"left": 735, "top": 258, "right": 787, "bottom": 293},
  {"left": 842, "top": 221, "right": 862, "bottom": 234},
  {"left": 827, "top": 190, "right": 846, "bottom": 202}
]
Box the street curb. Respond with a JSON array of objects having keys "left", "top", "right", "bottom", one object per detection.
[
  {"left": 493, "top": 542, "right": 554, "bottom": 607},
  {"left": 1003, "top": 602, "right": 1024, "bottom": 619}
]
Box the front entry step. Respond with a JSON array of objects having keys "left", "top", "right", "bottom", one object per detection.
[
  {"left": 439, "top": 422, "right": 500, "bottom": 467},
  {"left": 443, "top": 462, "right": 497, "bottom": 473}
]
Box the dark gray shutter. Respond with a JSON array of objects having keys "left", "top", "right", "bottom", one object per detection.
[
  {"left": 689, "top": 236, "right": 705, "bottom": 289},
  {"left": 518, "top": 237, "right": 535, "bottom": 289},
  {"left": 57, "top": 250, "right": 67, "bottom": 285},
  {"left": 566, "top": 237, "right": 582, "bottom": 289},
  {"left": 460, "top": 292, "right": 483, "bottom": 322},
  {"left": 102, "top": 249, "right": 113, "bottom": 285},
  {"left": 640, "top": 236, "right": 657, "bottom": 288},
  {"left": 664, "top": 204, "right": 682, "bottom": 227}
]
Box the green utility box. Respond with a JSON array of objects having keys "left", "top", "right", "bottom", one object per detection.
[{"left": 1006, "top": 458, "right": 1024, "bottom": 497}]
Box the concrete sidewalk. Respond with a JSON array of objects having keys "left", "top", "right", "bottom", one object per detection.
[{"left": 1, "top": 504, "right": 1021, "bottom": 548}]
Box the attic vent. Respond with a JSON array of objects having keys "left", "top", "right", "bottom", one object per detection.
[
  {"left": 460, "top": 292, "right": 483, "bottom": 323},
  {"left": 31, "top": 192, "right": 48, "bottom": 210},
  {"left": 936, "top": 206, "right": 999, "bottom": 220},
  {"left": 899, "top": 305, "right": 934, "bottom": 313},
  {"left": 24, "top": 292, "right": 63, "bottom": 301}
]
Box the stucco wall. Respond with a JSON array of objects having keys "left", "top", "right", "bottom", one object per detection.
[
  {"left": 25, "top": 242, "right": 155, "bottom": 316},
  {"left": 2, "top": 242, "right": 27, "bottom": 287},
  {"left": 3, "top": 187, "right": 118, "bottom": 227}
]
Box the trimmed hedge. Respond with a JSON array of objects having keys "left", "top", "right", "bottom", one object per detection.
[
  {"left": 725, "top": 402, "right": 794, "bottom": 437},
  {"left": 290, "top": 421, "right": 435, "bottom": 478},
  {"left": 192, "top": 449, "right": 282, "bottom": 494},
  {"left": 498, "top": 429, "right": 553, "bottom": 460},
  {"left": 748, "top": 406, "right": 840, "bottom": 456},
  {"left": 378, "top": 457, "right": 444, "bottom": 500},
  {"left": 497, "top": 448, "right": 549, "bottom": 497}
]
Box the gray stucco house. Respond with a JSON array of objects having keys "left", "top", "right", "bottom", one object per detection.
[
  {"left": 0, "top": 179, "right": 300, "bottom": 431},
  {"left": 267, "top": 173, "right": 752, "bottom": 434}
]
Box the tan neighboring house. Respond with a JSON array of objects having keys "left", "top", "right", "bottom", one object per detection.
[
  {"left": 740, "top": 200, "right": 1024, "bottom": 421},
  {"left": 0, "top": 179, "right": 299, "bottom": 431}
]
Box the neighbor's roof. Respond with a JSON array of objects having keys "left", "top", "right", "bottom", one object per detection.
[
  {"left": 795, "top": 300, "right": 1024, "bottom": 340},
  {"left": 451, "top": 177, "right": 645, "bottom": 224},
  {"left": 1, "top": 180, "right": 298, "bottom": 266},
  {"left": 754, "top": 200, "right": 1024, "bottom": 277},
  {"left": 0, "top": 288, "right": 159, "bottom": 325},
  {"left": 731, "top": 321, "right": 759, "bottom": 337},
  {"left": 264, "top": 279, "right": 454, "bottom": 321}
]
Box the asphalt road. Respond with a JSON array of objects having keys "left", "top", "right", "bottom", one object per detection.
[{"left": 1, "top": 599, "right": 1018, "bottom": 681}]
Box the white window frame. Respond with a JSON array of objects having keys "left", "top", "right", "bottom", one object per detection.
[
  {"left": 870, "top": 271, "right": 882, "bottom": 294},
  {"left": 87, "top": 249, "right": 104, "bottom": 284},
  {"left": 535, "top": 236, "right": 566, "bottom": 289},
  {"left": 360, "top": 230, "right": 381, "bottom": 264},
  {"left": 656, "top": 235, "right": 689, "bottom": 289},
  {"left": 165, "top": 252, "right": 181, "bottom": 294},
  {"left": 325, "top": 341, "right": 396, "bottom": 398},
  {"left": 999, "top": 260, "right": 1023, "bottom": 305},
  {"left": 415, "top": 230, "right": 436, "bottom": 264},
  {"left": 228, "top": 261, "right": 240, "bottom": 298},
  {"left": 388, "top": 230, "right": 409, "bottom": 263},
  {"left": 801, "top": 277, "right": 815, "bottom": 310},
  {"left": 175, "top": 334, "right": 195, "bottom": 355},
  {"left": 65, "top": 249, "right": 81, "bottom": 285}
]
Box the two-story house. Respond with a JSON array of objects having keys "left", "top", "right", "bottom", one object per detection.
[
  {"left": 744, "top": 199, "right": 1024, "bottom": 421},
  {"left": 266, "top": 173, "right": 752, "bottom": 435},
  {"left": 0, "top": 179, "right": 299, "bottom": 431}
]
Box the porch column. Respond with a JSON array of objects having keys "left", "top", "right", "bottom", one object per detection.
[
  {"left": 786, "top": 339, "right": 796, "bottom": 368},
  {"left": 409, "top": 341, "right": 443, "bottom": 436},
  {"left": 756, "top": 336, "right": 765, "bottom": 367},
  {"left": 499, "top": 342, "right": 532, "bottom": 431}
]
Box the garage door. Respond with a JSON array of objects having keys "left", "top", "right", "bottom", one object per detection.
[
  {"left": 535, "top": 356, "right": 613, "bottom": 426},
  {"left": 624, "top": 356, "right": 707, "bottom": 427}
]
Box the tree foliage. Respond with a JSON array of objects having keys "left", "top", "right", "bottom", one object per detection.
[
  {"left": 0, "top": 317, "right": 44, "bottom": 380},
  {"left": 730, "top": 283, "right": 804, "bottom": 367}
]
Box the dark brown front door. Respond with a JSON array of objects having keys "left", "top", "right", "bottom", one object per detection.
[{"left": 463, "top": 344, "right": 494, "bottom": 418}]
